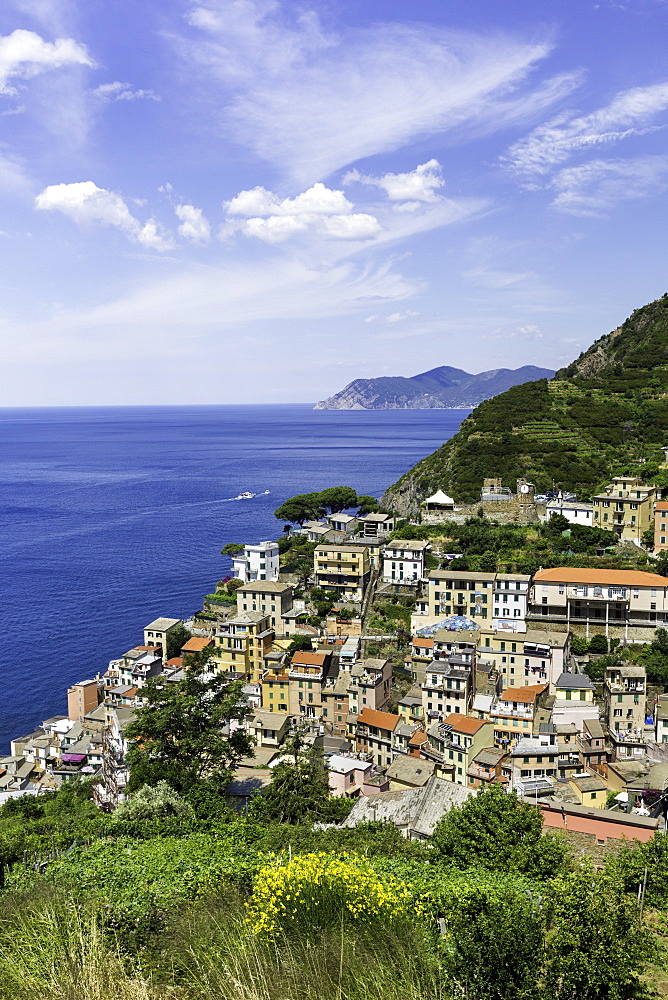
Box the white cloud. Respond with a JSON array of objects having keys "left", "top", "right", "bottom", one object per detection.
[
  {"left": 504, "top": 81, "right": 668, "bottom": 178},
  {"left": 175, "top": 203, "right": 211, "bottom": 244},
  {"left": 365, "top": 310, "right": 421, "bottom": 325},
  {"left": 176, "top": 4, "right": 560, "bottom": 182},
  {"left": 345, "top": 160, "right": 444, "bottom": 203},
  {"left": 91, "top": 81, "right": 160, "bottom": 102},
  {"left": 223, "top": 181, "right": 380, "bottom": 243},
  {"left": 549, "top": 155, "right": 668, "bottom": 215},
  {"left": 0, "top": 28, "right": 93, "bottom": 94},
  {"left": 34, "top": 181, "right": 174, "bottom": 249},
  {"left": 226, "top": 183, "right": 353, "bottom": 217}
]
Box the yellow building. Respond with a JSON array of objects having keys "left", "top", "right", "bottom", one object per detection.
[
  {"left": 313, "top": 544, "right": 371, "bottom": 601},
  {"left": 592, "top": 476, "right": 656, "bottom": 543},
  {"left": 568, "top": 774, "right": 608, "bottom": 809},
  {"left": 261, "top": 665, "right": 291, "bottom": 714},
  {"left": 212, "top": 611, "right": 275, "bottom": 682}
]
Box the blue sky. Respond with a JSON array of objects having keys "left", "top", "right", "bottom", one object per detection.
[{"left": 0, "top": 0, "right": 667, "bottom": 405}]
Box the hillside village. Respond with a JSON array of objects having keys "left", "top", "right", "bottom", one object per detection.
[{"left": 5, "top": 470, "right": 668, "bottom": 855}]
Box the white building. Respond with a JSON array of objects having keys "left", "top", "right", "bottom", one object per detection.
[
  {"left": 383, "top": 539, "right": 431, "bottom": 586},
  {"left": 543, "top": 496, "right": 594, "bottom": 526},
  {"left": 492, "top": 573, "right": 530, "bottom": 626},
  {"left": 232, "top": 540, "right": 280, "bottom": 583}
]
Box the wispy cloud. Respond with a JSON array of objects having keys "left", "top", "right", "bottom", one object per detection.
[
  {"left": 35, "top": 181, "right": 174, "bottom": 250},
  {"left": 549, "top": 154, "right": 668, "bottom": 215},
  {"left": 364, "top": 310, "right": 422, "bottom": 325},
  {"left": 504, "top": 81, "right": 668, "bottom": 178},
  {"left": 91, "top": 81, "right": 161, "bottom": 103},
  {"left": 175, "top": 2, "right": 561, "bottom": 182},
  {"left": 2, "top": 253, "right": 422, "bottom": 364},
  {"left": 0, "top": 28, "right": 93, "bottom": 94}
]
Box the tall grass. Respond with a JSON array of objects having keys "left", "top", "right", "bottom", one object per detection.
[
  {"left": 0, "top": 887, "right": 165, "bottom": 1000},
  {"left": 159, "top": 895, "right": 446, "bottom": 1000},
  {"left": 0, "top": 886, "right": 446, "bottom": 1000}
]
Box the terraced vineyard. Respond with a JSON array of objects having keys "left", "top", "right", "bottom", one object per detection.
[{"left": 383, "top": 293, "right": 668, "bottom": 514}]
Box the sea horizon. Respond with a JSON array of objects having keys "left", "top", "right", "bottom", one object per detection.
[{"left": 0, "top": 404, "right": 467, "bottom": 752}]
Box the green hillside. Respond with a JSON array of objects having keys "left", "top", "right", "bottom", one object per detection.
[{"left": 382, "top": 293, "right": 668, "bottom": 514}]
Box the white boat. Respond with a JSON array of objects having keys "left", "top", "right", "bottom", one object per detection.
[{"left": 235, "top": 491, "right": 256, "bottom": 499}]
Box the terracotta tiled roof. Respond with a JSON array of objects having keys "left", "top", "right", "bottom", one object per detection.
[
  {"left": 357, "top": 707, "right": 401, "bottom": 731},
  {"left": 182, "top": 637, "right": 213, "bottom": 652},
  {"left": 408, "top": 730, "right": 430, "bottom": 746},
  {"left": 534, "top": 567, "right": 668, "bottom": 587},
  {"left": 655, "top": 501, "right": 668, "bottom": 511},
  {"left": 442, "top": 713, "right": 490, "bottom": 734},
  {"left": 413, "top": 637, "right": 434, "bottom": 648},
  {"left": 292, "top": 651, "right": 328, "bottom": 666},
  {"left": 499, "top": 684, "right": 548, "bottom": 704}
]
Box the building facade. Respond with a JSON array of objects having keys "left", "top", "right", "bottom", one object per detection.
[
  {"left": 529, "top": 567, "right": 668, "bottom": 640},
  {"left": 592, "top": 476, "right": 656, "bottom": 543},
  {"left": 382, "top": 539, "right": 430, "bottom": 586},
  {"left": 313, "top": 544, "right": 371, "bottom": 601},
  {"left": 232, "top": 541, "right": 280, "bottom": 583}
]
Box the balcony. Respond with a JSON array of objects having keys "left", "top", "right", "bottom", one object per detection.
[{"left": 567, "top": 587, "right": 628, "bottom": 601}]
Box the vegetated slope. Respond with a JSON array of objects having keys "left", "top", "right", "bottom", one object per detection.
[
  {"left": 314, "top": 364, "right": 555, "bottom": 409},
  {"left": 382, "top": 294, "right": 668, "bottom": 515}
]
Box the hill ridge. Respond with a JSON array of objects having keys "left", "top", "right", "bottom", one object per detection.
[
  {"left": 382, "top": 294, "right": 668, "bottom": 515},
  {"left": 314, "top": 364, "right": 555, "bottom": 410}
]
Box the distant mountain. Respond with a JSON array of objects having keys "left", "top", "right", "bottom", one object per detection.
[
  {"left": 313, "top": 365, "right": 555, "bottom": 410},
  {"left": 382, "top": 293, "right": 668, "bottom": 516}
]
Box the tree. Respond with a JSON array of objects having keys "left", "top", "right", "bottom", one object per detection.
[
  {"left": 569, "top": 633, "right": 589, "bottom": 655},
  {"left": 225, "top": 577, "right": 244, "bottom": 594},
  {"left": 221, "top": 542, "right": 244, "bottom": 557},
  {"left": 251, "top": 732, "right": 348, "bottom": 824},
  {"left": 165, "top": 623, "right": 192, "bottom": 660},
  {"left": 106, "top": 781, "right": 194, "bottom": 837},
  {"left": 442, "top": 888, "right": 544, "bottom": 1000},
  {"left": 274, "top": 494, "right": 322, "bottom": 525},
  {"left": 318, "top": 486, "right": 358, "bottom": 514},
  {"left": 431, "top": 784, "right": 569, "bottom": 879},
  {"left": 125, "top": 651, "right": 254, "bottom": 794},
  {"left": 288, "top": 634, "right": 313, "bottom": 651},
  {"left": 543, "top": 870, "right": 653, "bottom": 1000},
  {"left": 356, "top": 494, "right": 380, "bottom": 515},
  {"left": 588, "top": 633, "right": 608, "bottom": 654}
]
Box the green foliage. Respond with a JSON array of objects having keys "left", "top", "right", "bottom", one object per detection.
[
  {"left": 431, "top": 785, "right": 569, "bottom": 879},
  {"left": 250, "top": 736, "right": 349, "bottom": 825},
  {"left": 542, "top": 869, "right": 653, "bottom": 1000},
  {"left": 441, "top": 887, "right": 544, "bottom": 1000},
  {"left": 0, "top": 780, "right": 102, "bottom": 873},
  {"left": 104, "top": 782, "right": 195, "bottom": 839},
  {"left": 221, "top": 542, "right": 245, "bottom": 557},
  {"left": 125, "top": 654, "right": 254, "bottom": 794},
  {"left": 569, "top": 633, "right": 589, "bottom": 655},
  {"left": 288, "top": 634, "right": 313, "bottom": 651},
  {"left": 274, "top": 487, "right": 379, "bottom": 524},
  {"left": 607, "top": 833, "right": 668, "bottom": 910},
  {"left": 165, "top": 623, "right": 192, "bottom": 659},
  {"left": 384, "top": 293, "right": 668, "bottom": 508},
  {"left": 588, "top": 633, "right": 609, "bottom": 654}
]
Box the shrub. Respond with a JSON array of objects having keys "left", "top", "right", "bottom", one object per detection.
[{"left": 246, "top": 852, "right": 419, "bottom": 940}]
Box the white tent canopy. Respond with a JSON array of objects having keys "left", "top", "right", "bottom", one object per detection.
[{"left": 423, "top": 490, "right": 455, "bottom": 506}]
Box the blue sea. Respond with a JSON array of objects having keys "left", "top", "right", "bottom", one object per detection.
[{"left": 0, "top": 404, "right": 466, "bottom": 752}]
